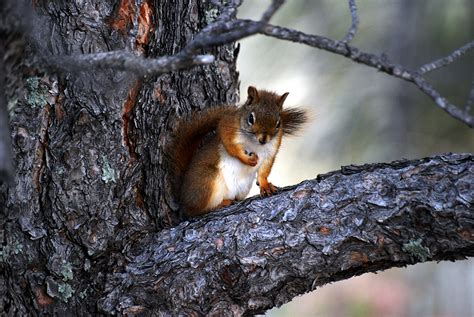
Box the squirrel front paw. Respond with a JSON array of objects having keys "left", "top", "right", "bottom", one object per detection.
[{"left": 243, "top": 151, "right": 259, "bottom": 167}]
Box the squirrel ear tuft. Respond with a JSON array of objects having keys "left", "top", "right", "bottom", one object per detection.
[
  {"left": 247, "top": 86, "right": 259, "bottom": 103},
  {"left": 279, "top": 92, "right": 289, "bottom": 106}
]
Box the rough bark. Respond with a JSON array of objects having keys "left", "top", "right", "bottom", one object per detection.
[
  {"left": 96, "top": 153, "right": 473, "bottom": 315},
  {"left": 1, "top": 0, "right": 238, "bottom": 314},
  {"left": 0, "top": 3, "right": 14, "bottom": 183}
]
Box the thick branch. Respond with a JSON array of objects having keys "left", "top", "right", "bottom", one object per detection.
[{"left": 98, "top": 153, "right": 474, "bottom": 315}]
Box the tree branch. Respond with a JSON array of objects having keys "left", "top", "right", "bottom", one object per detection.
[
  {"left": 418, "top": 40, "right": 474, "bottom": 75},
  {"left": 34, "top": 0, "right": 474, "bottom": 128},
  {"left": 38, "top": 0, "right": 284, "bottom": 77},
  {"left": 182, "top": 0, "right": 284, "bottom": 54},
  {"left": 342, "top": 0, "right": 359, "bottom": 43},
  {"left": 44, "top": 51, "right": 215, "bottom": 76},
  {"left": 44, "top": 1, "right": 474, "bottom": 128},
  {"left": 98, "top": 153, "right": 474, "bottom": 315}
]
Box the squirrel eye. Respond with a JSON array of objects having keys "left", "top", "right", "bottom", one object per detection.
[
  {"left": 276, "top": 118, "right": 281, "bottom": 129},
  {"left": 247, "top": 112, "right": 255, "bottom": 126}
]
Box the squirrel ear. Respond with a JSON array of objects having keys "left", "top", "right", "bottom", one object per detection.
[
  {"left": 279, "top": 92, "right": 289, "bottom": 106},
  {"left": 247, "top": 86, "right": 259, "bottom": 103}
]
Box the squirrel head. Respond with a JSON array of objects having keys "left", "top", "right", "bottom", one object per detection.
[{"left": 240, "top": 86, "right": 289, "bottom": 145}]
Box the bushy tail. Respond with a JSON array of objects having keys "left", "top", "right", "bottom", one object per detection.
[
  {"left": 281, "top": 107, "right": 308, "bottom": 136},
  {"left": 167, "top": 105, "right": 234, "bottom": 199}
]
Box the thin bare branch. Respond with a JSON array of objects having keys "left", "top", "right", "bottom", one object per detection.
[
  {"left": 342, "top": 0, "right": 359, "bottom": 43},
  {"left": 418, "top": 40, "right": 474, "bottom": 75},
  {"left": 184, "top": 0, "right": 284, "bottom": 54},
  {"left": 466, "top": 80, "right": 474, "bottom": 113},
  {"left": 260, "top": 0, "right": 285, "bottom": 23},
  {"left": 44, "top": 51, "right": 215, "bottom": 76},
  {"left": 413, "top": 76, "right": 474, "bottom": 127}
]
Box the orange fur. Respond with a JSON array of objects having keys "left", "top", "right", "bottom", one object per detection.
[{"left": 168, "top": 105, "right": 236, "bottom": 198}]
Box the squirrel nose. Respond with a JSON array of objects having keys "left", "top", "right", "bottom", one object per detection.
[{"left": 256, "top": 134, "right": 268, "bottom": 145}]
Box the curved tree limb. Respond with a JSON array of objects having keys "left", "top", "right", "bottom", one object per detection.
[
  {"left": 98, "top": 153, "right": 474, "bottom": 315},
  {"left": 44, "top": 51, "right": 216, "bottom": 76}
]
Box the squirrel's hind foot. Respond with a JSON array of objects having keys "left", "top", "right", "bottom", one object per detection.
[{"left": 260, "top": 182, "right": 278, "bottom": 197}]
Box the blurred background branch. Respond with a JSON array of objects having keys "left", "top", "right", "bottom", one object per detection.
[
  {"left": 467, "top": 81, "right": 474, "bottom": 113},
  {"left": 418, "top": 40, "right": 474, "bottom": 74},
  {"left": 342, "top": 0, "right": 359, "bottom": 43},
  {"left": 258, "top": 23, "right": 474, "bottom": 128}
]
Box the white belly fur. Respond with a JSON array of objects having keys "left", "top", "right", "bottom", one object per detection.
[{"left": 213, "top": 136, "right": 278, "bottom": 205}]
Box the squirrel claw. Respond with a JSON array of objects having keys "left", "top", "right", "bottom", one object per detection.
[{"left": 259, "top": 182, "right": 278, "bottom": 197}]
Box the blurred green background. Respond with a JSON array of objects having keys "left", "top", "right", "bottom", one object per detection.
[{"left": 237, "top": 1, "right": 473, "bottom": 316}]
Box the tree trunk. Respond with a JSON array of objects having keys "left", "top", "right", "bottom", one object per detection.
[
  {"left": 1, "top": 0, "right": 238, "bottom": 314},
  {"left": 1, "top": 1, "right": 473, "bottom": 316}
]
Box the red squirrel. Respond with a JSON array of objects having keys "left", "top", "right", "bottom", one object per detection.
[{"left": 168, "top": 86, "right": 307, "bottom": 217}]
